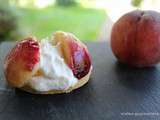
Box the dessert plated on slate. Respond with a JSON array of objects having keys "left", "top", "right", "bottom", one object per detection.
[
  {"left": 4, "top": 31, "right": 92, "bottom": 94},
  {"left": 111, "top": 10, "right": 160, "bottom": 67}
]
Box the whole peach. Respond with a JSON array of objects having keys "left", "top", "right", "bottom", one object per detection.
[{"left": 111, "top": 10, "right": 160, "bottom": 67}]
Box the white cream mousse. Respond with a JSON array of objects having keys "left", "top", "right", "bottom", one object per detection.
[{"left": 27, "top": 39, "right": 78, "bottom": 92}]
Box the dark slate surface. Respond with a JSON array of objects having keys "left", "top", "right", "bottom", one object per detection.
[{"left": 0, "top": 42, "right": 160, "bottom": 120}]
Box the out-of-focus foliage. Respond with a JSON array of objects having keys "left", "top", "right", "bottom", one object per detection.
[
  {"left": 56, "top": 0, "right": 77, "bottom": 7},
  {"left": 0, "top": 2, "right": 21, "bottom": 42},
  {"left": 1, "top": 0, "right": 106, "bottom": 42},
  {"left": 19, "top": 6, "right": 106, "bottom": 41},
  {"left": 131, "top": 0, "right": 143, "bottom": 7}
]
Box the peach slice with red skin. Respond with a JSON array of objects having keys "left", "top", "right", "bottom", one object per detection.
[
  {"left": 4, "top": 37, "right": 40, "bottom": 87},
  {"left": 53, "top": 31, "right": 91, "bottom": 79}
]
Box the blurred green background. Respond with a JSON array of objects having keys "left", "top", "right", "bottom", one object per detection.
[{"left": 0, "top": 0, "right": 107, "bottom": 42}]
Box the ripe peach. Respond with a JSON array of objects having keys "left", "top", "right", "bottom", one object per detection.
[{"left": 111, "top": 10, "right": 160, "bottom": 67}]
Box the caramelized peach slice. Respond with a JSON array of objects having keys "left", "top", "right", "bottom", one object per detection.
[
  {"left": 53, "top": 31, "right": 91, "bottom": 79},
  {"left": 4, "top": 37, "right": 40, "bottom": 87}
]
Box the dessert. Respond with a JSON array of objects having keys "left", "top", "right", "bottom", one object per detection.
[
  {"left": 111, "top": 10, "right": 160, "bottom": 67},
  {"left": 4, "top": 31, "right": 92, "bottom": 94}
]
